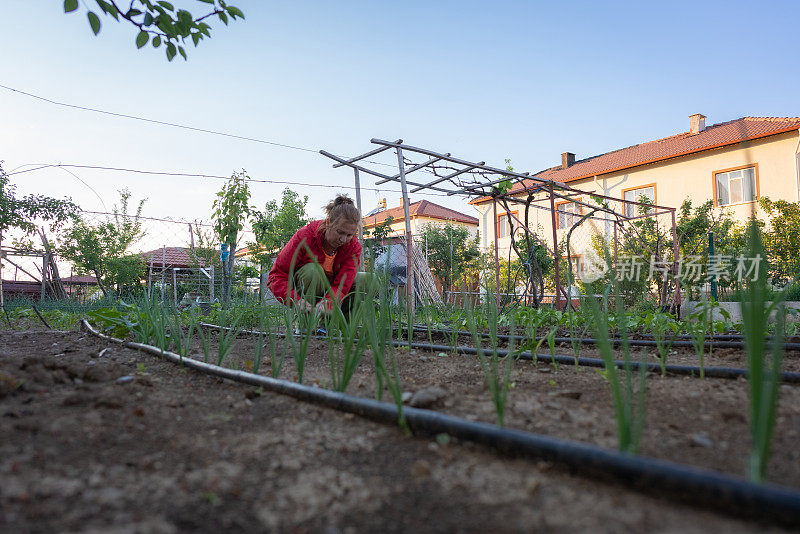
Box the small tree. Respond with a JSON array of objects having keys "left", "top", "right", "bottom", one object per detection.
[
  {"left": 187, "top": 220, "right": 221, "bottom": 270},
  {"left": 212, "top": 170, "right": 251, "bottom": 303},
  {"left": 363, "top": 217, "right": 394, "bottom": 271},
  {"left": 249, "top": 188, "right": 308, "bottom": 268},
  {"left": 759, "top": 197, "right": 800, "bottom": 286},
  {"left": 419, "top": 222, "right": 479, "bottom": 301},
  {"left": 673, "top": 198, "right": 748, "bottom": 299},
  {"left": 59, "top": 189, "right": 146, "bottom": 297},
  {"left": 0, "top": 163, "right": 77, "bottom": 237}
]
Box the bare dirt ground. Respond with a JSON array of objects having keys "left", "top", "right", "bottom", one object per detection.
[{"left": 1, "top": 327, "right": 798, "bottom": 533}]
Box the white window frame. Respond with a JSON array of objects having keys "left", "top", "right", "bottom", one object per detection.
[
  {"left": 557, "top": 202, "right": 580, "bottom": 230},
  {"left": 623, "top": 186, "right": 656, "bottom": 218},
  {"left": 715, "top": 166, "right": 757, "bottom": 206},
  {"left": 496, "top": 212, "right": 516, "bottom": 239}
]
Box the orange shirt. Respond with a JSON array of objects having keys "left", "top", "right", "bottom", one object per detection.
[{"left": 321, "top": 251, "right": 336, "bottom": 281}]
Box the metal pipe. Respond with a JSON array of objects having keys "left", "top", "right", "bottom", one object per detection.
[
  {"left": 414, "top": 163, "right": 483, "bottom": 193},
  {"left": 319, "top": 150, "right": 393, "bottom": 180},
  {"left": 353, "top": 168, "right": 364, "bottom": 271},
  {"left": 493, "top": 199, "right": 500, "bottom": 310},
  {"left": 548, "top": 184, "right": 562, "bottom": 308},
  {"left": 329, "top": 141, "right": 398, "bottom": 168},
  {"left": 375, "top": 154, "right": 450, "bottom": 185},
  {"left": 671, "top": 208, "right": 681, "bottom": 312},
  {"left": 370, "top": 138, "right": 566, "bottom": 188},
  {"left": 396, "top": 147, "right": 415, "bottom": 320}
]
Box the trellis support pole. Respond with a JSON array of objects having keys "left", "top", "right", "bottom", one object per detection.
[{"left": 396, "top": 147, "right": 415, "bottom": 322}]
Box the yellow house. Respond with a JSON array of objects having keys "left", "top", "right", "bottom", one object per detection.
[
  {"left": 363, "top": 199, "right": 479, "bottom": 238},
  {"left": 472, "top": 115, "right": 800, "bottom": 268}
]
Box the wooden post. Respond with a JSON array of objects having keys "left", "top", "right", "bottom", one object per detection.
[{"left": 172, "top": 268, "right": 178, "bottom": 305}]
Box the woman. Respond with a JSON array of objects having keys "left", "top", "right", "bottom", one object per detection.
[{"left": 267, "top": 194, "right": 362, "bottom": 315}]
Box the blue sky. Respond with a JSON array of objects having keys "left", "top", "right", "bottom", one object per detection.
[{"left": 2, "top": 1, "right": 798, "bottom": 230}]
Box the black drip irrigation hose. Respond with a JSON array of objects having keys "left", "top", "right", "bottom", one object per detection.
[
  {"left": 198, "top": 322, "right": 800, "bottom": 384},
  {"left": 81, "top": 319, "right": 800, "bottom": 527},
  {"left": 401, "top": 341, "right": 800, "bottom": 384},
  {"left": 409, "top": 324, "right": 800, "bottom": 352}
]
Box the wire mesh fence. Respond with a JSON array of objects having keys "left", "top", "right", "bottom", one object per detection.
[{"left": 1, "top": 210, "right": 260, "bottom": 313}]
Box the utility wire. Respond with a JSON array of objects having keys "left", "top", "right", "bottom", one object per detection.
[
  {"left": 0, "top": 83, "right": 319, "bottom": 154},
  {"left": 0, "top": 83, "right": 397, "bottom": 167},
  {"left": 80, "top": 210, "right": 215, "bottom": 227},
  {"left": 7, "top": 163, "right": 462, "bottom": 198}
]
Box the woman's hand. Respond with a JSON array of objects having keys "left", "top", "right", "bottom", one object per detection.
[
  {"left": 295, "top": 298, "right": 314, "bottom": 312},
  {"left": 314, "top": 299, "right": 333, "bottom": 317}
]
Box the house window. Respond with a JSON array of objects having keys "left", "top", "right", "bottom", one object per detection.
[
  {"left": 557, "top": 202, "right": 580, "bottom": 229},
  {"left": 566, "top": 254, "right": 583, "bottom": 279},
  {"left": 496, "top": 211, "right": 517, "bottom": 238},
  {"left": 623, "top": 185, "right": 656, "bottom": 218},
  {"left": 715, "top": 166, "right": 757, "bottom": 206}
]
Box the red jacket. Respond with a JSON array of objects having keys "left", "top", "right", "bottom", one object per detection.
[{"left": 267, "top": 220, "right": 362, "bottom": 306}]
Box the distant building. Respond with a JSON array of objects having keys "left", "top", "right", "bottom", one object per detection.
[
  {"left": 362, "top": 199, "right": 479, "bottom": 238},
  {"left": 139, "top": 247, "right": 209, "bottom": 269}
]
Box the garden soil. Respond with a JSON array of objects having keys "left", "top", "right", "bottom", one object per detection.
[{"left": 1, "top": 327, "right": 799, "bottom": 533}]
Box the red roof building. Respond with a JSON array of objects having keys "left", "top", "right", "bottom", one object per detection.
[
  {"left": 474, "top": 116, "right": 800, "bottom": 204},
  {"left": 363, "top": 199, "right": 478, "bottom": 238},
  {"left": 139, "top": 247, "right": 209, "bottom": 268},
  {"left": 471, "top": 114, "right": 800, "bottom": 257}
]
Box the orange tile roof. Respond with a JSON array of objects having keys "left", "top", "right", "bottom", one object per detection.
[
  {"left": 472, "top": 116, "right": 800, "bottom": 204},
  {"left": 139, "top": 247, "right": 208, "bottom": 268},
  {"left": 363, "top": 199, "right": 479, "bottom": 228}
]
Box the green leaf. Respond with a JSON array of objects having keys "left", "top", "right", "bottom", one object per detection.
[
  {"left": 135, "top": 30, "right": 149, "bottom": 48},
  {"left": 190, "top": 32, "right": 200, "bottom": 46},
  {"left": 143, "top": 12, "right": 153, "bottom": 26},
  {"left": 157, "top": 1, "right": 174, "bottom": 11},
  {"left": 197, "top": 0, "right": 214, "bottom": 3},
  {"left": 126, "top": 8, "right": 142, "bottom": 17},
  {"left": 218, "top": 11, "right": 228, "bottom": 25},
  {"left": 152, "top": 35, "right": 162, "bottom": 47},
  {"left": 166, "top": 42, "right": 176, "bottom": 61},
  {"left": 86, "top": 307, "right": 132, "bottom": 339},
  {"left": 96, "top": 1, "right": 119, "bottom": 20},
  {"left": 226, "top": 5, "right": 244, "bottom": 19},
  {"left": 64, "top": 0, "right": 79, "bottom": 13},
  {"left": 178, "top": 45, "right": 187, "bottom": 60},
  {"left": 87, "top": 11, "right": 102, "bottom": 35}
]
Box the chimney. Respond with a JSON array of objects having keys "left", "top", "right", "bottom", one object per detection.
[
  {"left": 689, "top": 113, "right": 706, "bottom": 134},
  {"left": 561, "top": 152, "right": 575, "bottom": 169}
]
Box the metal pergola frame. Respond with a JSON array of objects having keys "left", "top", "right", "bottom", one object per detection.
[{"left": 321, "top": 138, "right": 680, "bottom": 314}]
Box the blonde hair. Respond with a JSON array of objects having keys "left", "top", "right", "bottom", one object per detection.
[{"left": 323, "top": 194, "right": 361, "bottom": 230}]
